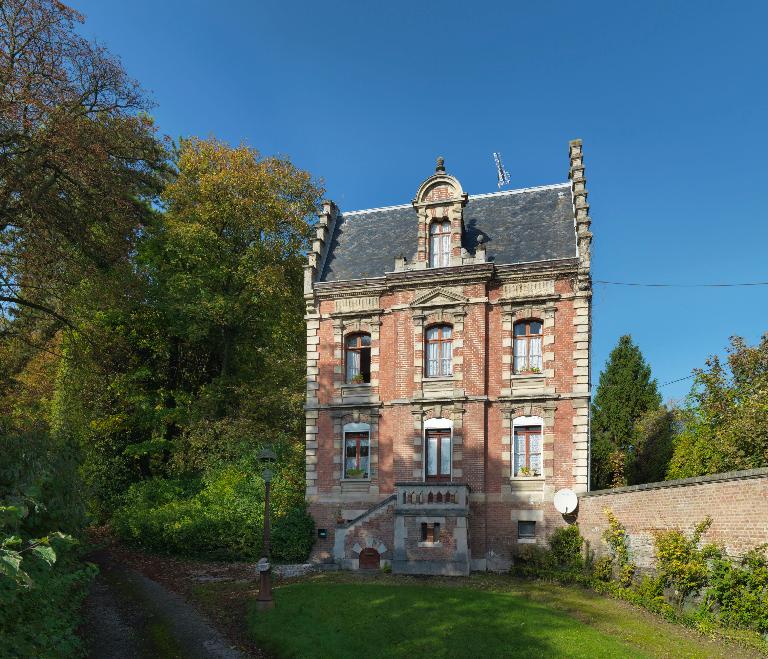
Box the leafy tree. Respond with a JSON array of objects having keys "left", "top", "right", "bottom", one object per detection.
[
  {"left": 591, "top": 335, "right": 661, "bottom": 489},
  {"left": 0, "top": 0, "right": 168, "bottom": 330},
  {"left": 54, "top": 137, "right": 322, "bottom": 516},
  {"left": 667, "top": 334, "right": 768, "bottom": 479},
  {"left": 628, "top": 407, "right": 676, "bottom": 485}
]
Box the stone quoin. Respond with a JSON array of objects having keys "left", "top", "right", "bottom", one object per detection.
[{"left": 304, "top": 141, "right": 593, "bottom": 574}]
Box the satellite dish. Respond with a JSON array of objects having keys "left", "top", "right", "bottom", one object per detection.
[{"left": 553, "top": 489, "right": 578, "bottom": 515}]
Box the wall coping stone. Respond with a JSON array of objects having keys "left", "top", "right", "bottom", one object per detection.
[{"left": 584, "top": 467, "right": 768, "bottom": 498}]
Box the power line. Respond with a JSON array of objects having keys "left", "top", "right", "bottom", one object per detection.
[
  {"left": 595, "top": 280, "right": 768, "bottom": 288},
  {"left": 660, "top": 374, "right": 695, "bottom": 387}
]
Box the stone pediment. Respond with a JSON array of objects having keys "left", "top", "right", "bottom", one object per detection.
[{"left": 411, "top": 287, "right": 468, "bottom": 309}]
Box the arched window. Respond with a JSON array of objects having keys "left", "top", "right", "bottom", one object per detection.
[
  {"left": 429, "top": 219, "right": 451, "bottom": 268},
  {"left": 425, "top": 325, "right": 452, "bottom": 378},
  {"left": 345, "top": 333, "right": 371, "bottom": 384},
  {"left": 513, "top": 319, "right": 543, "bottom": 374}
]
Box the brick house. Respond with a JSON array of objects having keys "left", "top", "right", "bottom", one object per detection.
[{"left": 303, "top": 140, "right": 592, "bottom": 574}]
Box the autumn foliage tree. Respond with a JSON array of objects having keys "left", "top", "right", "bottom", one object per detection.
[
  {"left": 667, "top": 334, "right": 768, "bottom": 479},
  {"left": 0, "top": 0, "right": 167, "bottom": 330}
]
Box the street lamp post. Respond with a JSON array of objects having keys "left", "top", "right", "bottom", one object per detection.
[{"left": 256, "top": 447, "right": 277, "bottom": 610}]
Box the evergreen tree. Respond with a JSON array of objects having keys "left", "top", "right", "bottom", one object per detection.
[{"left": 591, "top": 335, "right": 662, "bottom": 489}]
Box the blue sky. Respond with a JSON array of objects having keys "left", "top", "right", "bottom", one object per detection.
[{"left": 73, "top": 0, "right": 768, "bottom": 401}]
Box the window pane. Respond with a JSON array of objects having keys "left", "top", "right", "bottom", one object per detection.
[
  {"left": 426, "top": 327, "right": 438, "bottom": 341},
  {"left": 359, "top": 347, "right": 371, "bottom": 383},
  {"left": 529, "top": 433, "right": 541, "bottom": 454},
  {"left": 530, "top": 321, "right": 542, "bottom": 335},
  {"left": 530, "top": 337, "right": 542, "bottom": 370},
  {"left": 441, "top": 326, "right": 452, "bottom": 339},
  {"left": 346, "top": 348, "right": 360, "bottom": 381},
  {"left": 441, "top": 339, "right": 452, "bottom": 376},
  {"left": 430, "top": 222, "right": 439, "bottom": 234},
  {"left": 514, "top": 322, "right": 527, "bottom": 337},
  {"left": 518, "top": 521, "right": 536, "bottom": 538},
  {"left": 361, "top": 334, "right": 371, "bottom": 346},
  {"left": 440, "top": 435, "right": 451, "bottom": 476},
  {"left": 426, "top": 436, "right": 438, "bottom": 475},
  {"left": 441, "top": 234, "right": 450, "bottom": 266},
  {"left": 514, "top": 338, "right": 527, "bottom": 372},
  {"left": 426, "top": 340, "right": 438, "bottom": 377}
]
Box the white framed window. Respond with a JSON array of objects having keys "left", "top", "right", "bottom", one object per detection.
[
  {"left": 513, "top": 319, "right": 543, "bottom": 374},
  {"left": 343, "top": 422, "right": 370, "bottom": 479},
  {"left": 425, "top": 325, "right": 452, "bottom": 378},
  {"left": 512, "top": 416, "right": 543, "bottom": 477},
  {"left": 429, "top": 219, "right": 451, "bottom": 268}
]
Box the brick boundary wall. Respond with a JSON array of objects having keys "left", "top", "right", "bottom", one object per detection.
[{"left": 575, "top": 468, "right": 768, "bottom": 570}]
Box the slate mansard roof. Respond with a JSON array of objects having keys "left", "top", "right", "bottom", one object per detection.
[{"left": 318, "top": 182, "right": 578, "bottom": 283}]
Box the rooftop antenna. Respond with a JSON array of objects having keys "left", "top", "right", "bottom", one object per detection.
[{"left": 493, "top": 152, "right": 511, "bottom": 189}]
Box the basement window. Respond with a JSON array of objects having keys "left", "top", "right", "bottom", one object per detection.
[
  {"left": 517, "top": 521, "right": 536, "bottom": 540},
  {"left": 420, "top": 522, "right": 441, "bottom": 544}
]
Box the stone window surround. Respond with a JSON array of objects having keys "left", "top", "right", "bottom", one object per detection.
[
  {"left": 501, "top": 404, "right": 556, "bottom": 482},
  {"left": 501, "top": 302, "right": 556, "bottom": 396},
  {"left": 331, "top": 410, "right": 380, "bottom": 488},
  {"left": 410, "top": 407, "right": 464, "bottom": 482},
  {"left": 332, "top": 315, "right": 382, "bottom": 397},
  {"left": 511, "top": 415, "right": 544, "bottom": 480},
  {"left": 341, "top": 422, "right": 371, "bottom": 482},
  {"left": 413, "top": 307, "right": 466, "bottom": 397}
]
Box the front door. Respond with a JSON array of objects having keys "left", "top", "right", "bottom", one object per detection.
[{"left": 425, "top": 429, "right": 451, "bottom": 481}]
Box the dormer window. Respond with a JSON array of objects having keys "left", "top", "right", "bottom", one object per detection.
[{"left": 429, "top": 220, "right": 451, "bottom": 268}]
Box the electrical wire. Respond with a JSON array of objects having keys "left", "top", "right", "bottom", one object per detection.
[
  {"left": 595, "top": 280, "right": 768, "bottom": 288},
  {"left": 660, "top": 374, "right": 695, "bottom": 387}
]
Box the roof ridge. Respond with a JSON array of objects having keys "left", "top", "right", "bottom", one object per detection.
[{"left": 341, "top": 181, "right": 570, "bottom": 217}]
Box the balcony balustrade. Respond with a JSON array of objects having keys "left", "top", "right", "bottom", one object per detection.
[{"left": 394, "top": 482, "right": 470, "bottom": 511}]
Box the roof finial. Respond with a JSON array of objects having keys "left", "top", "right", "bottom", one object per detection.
[{"left": 436, "top": 156, "right": 445, "bottom": 173}]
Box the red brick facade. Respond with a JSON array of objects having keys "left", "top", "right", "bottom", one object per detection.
[{"left": 304, "top": 142, "right": 593, "bottom": 572}]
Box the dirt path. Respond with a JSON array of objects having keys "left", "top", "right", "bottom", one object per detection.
[{"left": 82, "top": 549, "right": 249, "bottom": 659}]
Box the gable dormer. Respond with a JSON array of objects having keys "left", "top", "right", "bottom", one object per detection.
[{"left": 412, "top": 157, "right": 468, "bottom": 269}]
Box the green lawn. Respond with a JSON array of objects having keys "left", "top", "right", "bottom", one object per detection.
[{"left": 246, "top": 574, "right": 759, "bottom": 659}]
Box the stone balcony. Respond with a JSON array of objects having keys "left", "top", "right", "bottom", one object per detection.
[
  {"left": 394, "top": 482, "right": 470, "bottom": 514},
  {"left": 393, "top": 482, "right": 470, "bottom": 576}
]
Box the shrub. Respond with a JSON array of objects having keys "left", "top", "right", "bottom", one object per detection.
[
  {"left": 653, "top": 516, "right": 720, "bottom": 609},
  {"left": 112, "top": 458, "right": 314, "bottom": 562},
  {"left": 548, "top": 524, "right": 584, "bottom": 569},
  {"left": 705, "top": 545, "right": 768, "bottom": 633},
  {"left": 271, "top": 506, "right": 315, "bottom": 563},
  {"left": 602, "top": 509, "right": 636, "bottom": 586},
  {"left": 592, "top": 556, "right": 613, "bottom": 582},
  {"left": 513, "top": 543, "right": 554, "bottom": 570},
  {"left": 0, "top": 431, "right": 95, "bottom": 657}
]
